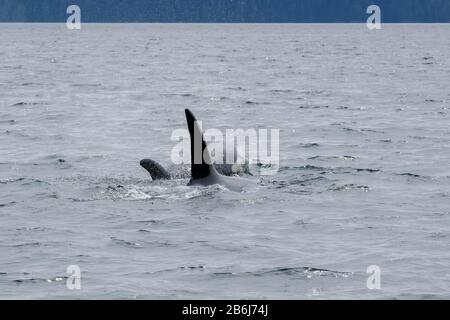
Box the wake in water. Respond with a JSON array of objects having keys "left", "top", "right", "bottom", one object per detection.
[{"left": 101, "top": 182, "right": 231, "bottom": 201}]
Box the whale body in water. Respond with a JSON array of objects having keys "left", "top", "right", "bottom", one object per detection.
[{"left": 140, "top": 109, "right": 251, "bottom": 192}]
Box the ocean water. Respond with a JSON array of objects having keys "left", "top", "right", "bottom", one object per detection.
[{"left": 0, "top": 24, "right": 449, "bottom": 299}]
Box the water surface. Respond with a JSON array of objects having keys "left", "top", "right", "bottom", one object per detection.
[{"left": 1, "top": 24, "right": 449, "bottom": 299}]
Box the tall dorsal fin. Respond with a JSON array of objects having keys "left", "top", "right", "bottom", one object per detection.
[{"left": 185, "top": 109, "right": 217, "bottom": 180}]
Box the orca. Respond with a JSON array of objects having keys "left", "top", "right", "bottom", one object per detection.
[
  {"left": 140, "top": 109, "right": 250, "bottom": 192},
  {"left": 184, "top": 109, "right": 250, "bottom": 191},
  {"left": 140, "top": 157, "right": 245, "bottom": 180}
]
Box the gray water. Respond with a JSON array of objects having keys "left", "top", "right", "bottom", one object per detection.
[{"left": 1, "top": 24, "right": 449, "bottom": 299}]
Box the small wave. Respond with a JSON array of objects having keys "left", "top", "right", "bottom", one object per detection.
[
  {"left": 280, "top": 165, "right": 327, "bottom": 172},
  {"left": 71, "top": 83, "right": 102, "bottom": 88},
  {"left": 280, "top": 165, "right": 380, "bottom": 176},
  {"left": 244, "top": 100, "right": 270, "bottom": 105},
  {"left": 298, "top": 142, "right": 319, "bottom": 148},
  {"left": 422, "top": 57, "right": 435, "bottom": 65},
  {"left": 256, "top": 267, "right": 352, "bottom": 278},
  {"left": 3, "top": 65, "right": 22, "bottom": 70},
  {"left": 263, "top": 56, "right": 276, "bottom": 62},
  {"left": 136, "top": 219, "right": 161, "bottom": 225},
  {"left": 15, "top": 226, "right": 48, "bottom": 232},
  {"left": 342, "top": 127, "right": 362, "bottom": 134},
  {"left": 12, "top": 275, "right": 68, "bottom": 285},
  {"left": 10, "top": 242, "right": 41, "bottom": 248},
  {"left": 160, "top": 93, "right": 197, "bottom": 98},
  {"left": 30, "top": 156, "right": 72, "bottom": 169},
  {"left": 93, "top": 182, "right": 228, "bottom": 202},
  {"left": 213, "top": 267, "right": 352, "bottom": 279},
  {"left": 301, "top": 90, "right": 329, "bottom": 96},
  {"left": 266, "top": 176, "right": 329, "bottom": 191},
  {"left": 110, "top": 237, "right": 142, "bottom": 249},
  {"left": 400, "top": 172, "right": 422, "bottom": 178},
  {"left": 0, "top": 201, "right": 17, "bottom": 208},
  {"left": 112, "top": 237, "right": 175, "bottom": 249},
  {"left": 293, "top": 219, "right": 311, "bottom": 226},
  {"left": 0, "top": 119, "right": 16, "bottom": 124},
  {"left": 58, "top": 175, "right": 148, "bottom": 186},
  {"left": 0, "top": 178, "right": 25, "bottom": 184},
  {"left": 270, "top": 89, "right": 296, "bottom": 94},
  {"left": 46, "top": 276, "right": 69, "bottom": 283},
  {"left": 360, "top": 128, "right": 385, "bottom": 133},
  {"left": 22, "top": 178, "right": 49, "bottom": 186},
  {"left": 103, "top": 184, "right": 158, "bottom": 200},
  {"left": 328, "top": 184, "right": 370, "bottom": 192},
  {"left": 307, "top": 155, "right": 357, "bottom": 161},
  {"left": 0, "top": 177, "right": 47, "bottom": 186},
  {"left": 13, "top": 278, "right": 47, "bottom": 284},
  {"left": 343, "top": 127, "right": 384, "bottom": 134},
  {"left": 226, "top": 86, "right": 247, "bottom": 91},
  {"left": 396, "top": 293, "right": 440, "bottom": 300},
  {"left": 40, "top": 154, "right": 66, "bottom": 161},
  {"left": 287, "top": 176, "right": 328, "bottom": 186},
  {"left": 179, "top": 265, "right": 205, "bottom": 271},
  {"left": 397, "top": 172, "right": 430, "bottom": 181},
  {"left": 10, "top": 101, "right": 44, "bottom": 107},
  {"left": 184, "top": 184, "right": 229, "bottom": 199},
  {"left": 298, "top": 104, "right": 329, "bottom": 109},
  {"left": 330, "top": 166, "right": 380, "bottom": 174},
  {"left": 408, "top": 135, "right": 431, "bottom": 141},
  {"left": 145, "top": 265, "right": 206, "bottom": 275},
  {"left": 430, "top": 232, "right": 447, "bottom": 239},
  {"left": 209, "top": 96, "right": 229, "bottom": 102},
  {"left": 354, "top": 168, "right": 380, "bottom": 173}
]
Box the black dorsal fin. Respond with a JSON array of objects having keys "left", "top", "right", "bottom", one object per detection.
[
  {"left": 185, "top": 109, "right": 217, "bottom": 180},
  {"left": 139, "top": 159, "right": 171, "bottom": 180}
]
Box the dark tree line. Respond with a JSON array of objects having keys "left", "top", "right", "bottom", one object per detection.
[{"left": 1, "top": 0, "right": 449, "bottom": 22}]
